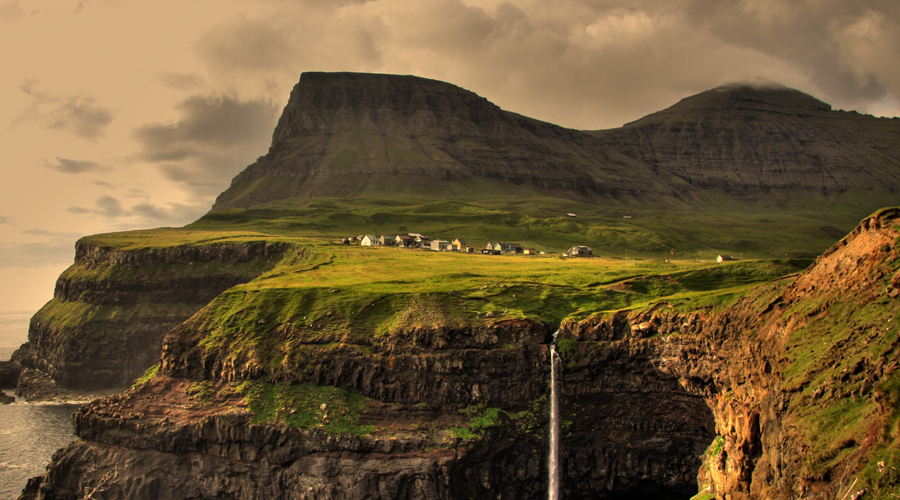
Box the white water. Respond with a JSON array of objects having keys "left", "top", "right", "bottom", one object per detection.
[{"left": 548, "top": 332, "right": 561, "bottom": 500}]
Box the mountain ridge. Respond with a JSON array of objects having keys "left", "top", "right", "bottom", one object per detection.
[{"left": 212, "top": 72, "right": 900, "bottom": 216}]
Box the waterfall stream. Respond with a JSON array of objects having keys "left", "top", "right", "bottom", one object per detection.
[{"left": 549, "top": 331, "right": 561, "bottom": 500}]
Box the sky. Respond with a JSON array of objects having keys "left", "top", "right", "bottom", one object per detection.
[{"left": 0, "top": 0, "right": 899, "bottom": 314}]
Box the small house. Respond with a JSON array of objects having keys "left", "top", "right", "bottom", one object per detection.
[
  {"left": 431, "top": 240, "right": 452, "bottom": 251},
  {"left": 566, "top": 246, "right": 593, "bottom": 256},
  {"left": 716, "top": 255, "right": 737, "bottom": 262},
  {"left": 489, "top": 242, "right": 522, "bottom": 254},
  {"left": 523, "top": 248, "right": 537, "bottom": 255},
  {"left": 360, "top": 235, "right": 381, "bottom": 247},
  {"left": 452, "top": 238, "right": 467, "bottom": 248},
  {"left": 379, "top": 235, "right": 396, "bottom": 247}
]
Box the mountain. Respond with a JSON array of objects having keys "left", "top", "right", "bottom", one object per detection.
[
  {"left": 211, "top": 73, "right": 900, "bottom": 212},
  {"left": 590, "top": 83, "right": 900, "bottom": 208},
  {"left": 196, "top": 72, "right": 900, "bottom": 259},
  {"left": 211, "top": 72, "right": 672, "bottom": 210}
]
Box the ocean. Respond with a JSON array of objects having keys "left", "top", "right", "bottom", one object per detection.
[{"left": 0, "top": 311, "right": 78, "bottom": 500}]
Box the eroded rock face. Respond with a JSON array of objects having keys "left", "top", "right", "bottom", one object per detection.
[{"left": 18, "top": 240, "right": 286, "bottom": 392}]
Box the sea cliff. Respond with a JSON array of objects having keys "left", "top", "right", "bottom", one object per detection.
[{"left": 20, "top": 210, "right": 900, "bottom": 499}]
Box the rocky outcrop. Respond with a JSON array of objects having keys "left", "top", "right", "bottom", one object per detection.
[
  {"left": 18, "top": 236, "right": 288, "bottom": 392},
  {"left": 0, "top": 358, "right": 22, "bottom": 387}
]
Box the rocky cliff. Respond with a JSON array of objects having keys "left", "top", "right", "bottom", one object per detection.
[
  {"left": 14, "top": 231, "right": 287, "bottom": 395},
  {"left": 21, "top": 209, "right": 900, "bottom": 499}
]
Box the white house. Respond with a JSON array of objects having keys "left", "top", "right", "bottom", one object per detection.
[{"left": 360, "top": 235, "right": 381, "bottom": 247}]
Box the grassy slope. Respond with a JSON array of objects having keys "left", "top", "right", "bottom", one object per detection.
[
  {"left": 185, "top": 237, "right": 810, "bottom": 380},
  {"left": 190, "top": 197, "right": 854, "bottom": 260}
]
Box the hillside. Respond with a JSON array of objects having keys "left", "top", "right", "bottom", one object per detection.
[{"left": 196, "top": 73, "right": 900, "bottom": 259}]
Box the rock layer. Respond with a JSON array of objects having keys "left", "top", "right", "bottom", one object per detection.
[{"left": 16, "top": 237, "right": 286, "bottom": 392}]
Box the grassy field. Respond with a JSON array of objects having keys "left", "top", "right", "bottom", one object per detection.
[
  {"left": 169, "top": 233, "right": 812, "bottom": 368},
  {"left": 188, "top": 196, "right": 859, "bottom": 260}
]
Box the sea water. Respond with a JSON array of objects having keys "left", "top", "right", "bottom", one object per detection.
[{"left": 0, "top": 311, "right": 78, "bottom": 499}]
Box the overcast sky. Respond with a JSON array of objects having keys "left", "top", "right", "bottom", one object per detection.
[{"left": 1, "top": 0, "right": 898, "bottom": 313}]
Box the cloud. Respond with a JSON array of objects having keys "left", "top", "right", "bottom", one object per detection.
[
  {"left": 15, "top": 80, "right": 114, "bottom": 140},
  {"left": 22, "top": 228, "right": 82, "bottom": 238},
  {"left": 157, "top": 72, "right": 207, "bottom": 91},
  {"left": 132, "top": 93, "right": 279, "bottom": 196},
  {"left": 67, "top": 195, "right": 124, "bottom": 218},
  {"left": 0, "top": 215, "right": 16, "bottom": 225},
  {"left": 0, "top": 241, "right": 76, "bottom": 267},
  {"left": 66, "top": 195, "right": 210, "bottom": 226},
  {"left": 0, "top": 227, "right": 81, "bottom": 268},
  {"left": 190, "top": 0, "right": 897, "bottom": 129},
  {"left": 0, "top": 0, "right": 24, "bottom": 21},
  {"left": 681, "top": 0, "right": 900, "bottom": 113},
  {"left": 43, "top": 156, "right": 108, "bottom": 174}
]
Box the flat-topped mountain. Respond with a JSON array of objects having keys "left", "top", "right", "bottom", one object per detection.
[
  {"left": 212, "top": 72, "right": 669, "bottom": 210},
  {"left": 212, "top": 73, "right": 900, "bottom": 216}
]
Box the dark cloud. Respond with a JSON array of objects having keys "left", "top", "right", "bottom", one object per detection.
[
  {"left": 682, "top": 0, "right": 900, "bottom": 110},
  {"left": 66, "top": 195, "right": 124, "bottom": 219},
  {"left": 0, "top": 215, "right": 16, "bottom": 225},
  {"left": 129, "top": 202, "right": 208, "bottom": 225},
  {"left": 133, "top": 93, "right": 279, "bottom": 196},
  {"left": 43, "top": 157, "right": 107, "bottom": 174},
  {"left": 196, "top": 0, "right": 897, "bottom": 128},
  {"left": 15, "top": 80, "right": 114, "bottom": 140}
]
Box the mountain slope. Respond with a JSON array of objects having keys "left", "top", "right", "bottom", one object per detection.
[
  {"left": 198, "top": 73, "right": 900, "bottom": 260},
  {"left": 212, "top": 72, "right": 679, "bottom": 211},
  {"left": 590, "top": 83, "right": 900, "bottom": 210}
]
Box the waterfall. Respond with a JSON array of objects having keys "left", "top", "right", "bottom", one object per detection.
[{"left": 548, "top": 331, "right": 561, "bottom": 500}]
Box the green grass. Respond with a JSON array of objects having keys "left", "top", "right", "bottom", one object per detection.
[
  {"left": 179, "top": 240, "right": 811, "bottom": 383},
  {"left": 190, "top": 196, "right": 859, "bottom": 260},
  {"left": 240, "top": 380, "right": 375, "bottom": 435},
  {"left": 132, "top": 363, "right": 160, "bottom": 387}
]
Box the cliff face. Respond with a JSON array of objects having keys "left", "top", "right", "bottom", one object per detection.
[
  {"left": 23, "top": 209, "right": 900, "bottom": 500},
  {"left": 561, "top": 208, "right": 900, "bottom": 499},
  {"left": 15, "top": 235, "right": 286, "bottom": 393}
]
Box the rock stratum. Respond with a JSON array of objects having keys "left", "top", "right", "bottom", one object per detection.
[
  {"left": 20, "top": 209, "right": 900, "bottom": 499},
  {"left": 12, "top": 231, "right": 286, "bottom": 397}
]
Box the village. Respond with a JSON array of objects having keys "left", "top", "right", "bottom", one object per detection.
[
  {"left": 343, "top": 233, "right": 739, "bottom": 262},
  {"left": 342, "top": 233, "right": 595, "bottom": 257}
]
